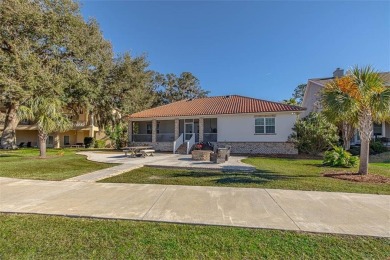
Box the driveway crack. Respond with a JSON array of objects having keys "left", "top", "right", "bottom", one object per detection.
[
  {"left": 141, "top": 186, "right": 168, "bottom": 220},
  {"left": 265, "top": 189, "right": 301, "bottom": 231}
]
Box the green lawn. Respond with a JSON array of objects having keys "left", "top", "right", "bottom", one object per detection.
[
  {"left": 0, "top": 214, "right": 388, "bottom": 259},
  {"left": 100, "top": 157, "right": 390, "bottom": 194},
  {"left": 0, "top": 148, "right": 115, "bottom": 181}
]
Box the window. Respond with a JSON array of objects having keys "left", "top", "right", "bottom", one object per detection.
[
  {"left": 146, "top": 122, "right": 159, "bottom": 134},
  {"left": 255, "top": 117, "right": 275, "bottom": 134},
  {"left": 64, "top": 136, "right": 70, "bottom": 145},
  {"left": 47, "top": 136, "right": 54, "bottom": 145},
  {"left": 373, "top": 123, "right": 382, "bottom": 136},
  {"left": 146, "top": 124, "right": 152, "bottom": 134}
]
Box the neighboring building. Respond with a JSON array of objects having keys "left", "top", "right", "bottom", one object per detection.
[
  {"left": 128, "top": 95, "right": 305, "bottom": 154},
  {"left": 301, "top": 68, "right": 390, "bottom": 144},
  {"left": 0, "top": 105, "right": 105, "bottom": 148}
]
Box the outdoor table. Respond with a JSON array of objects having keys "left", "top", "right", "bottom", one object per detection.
[{"left": 123, "top": 146, "right": 153, "bottom": 158}]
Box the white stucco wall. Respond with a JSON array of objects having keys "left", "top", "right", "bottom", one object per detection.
[{"left": 217, "top": 113, "right": 298, "bottom": 142}]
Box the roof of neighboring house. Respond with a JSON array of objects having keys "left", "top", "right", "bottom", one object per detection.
[
  {"left": 309, "top": 72, "right": 390, "bottom": 87},
  {"left": 380, "top": 72, "right": 390, "bottom": 86},
  {"left": 129, "top": 95, "right": 305, "bottom": 119}
]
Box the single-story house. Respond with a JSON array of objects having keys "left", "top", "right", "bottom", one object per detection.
[
  {"left": 128, "top": 95, "right": 305, "bottom": 154},
  {"left": 301, "top": 69, "right": 390, "bottom": 145}
]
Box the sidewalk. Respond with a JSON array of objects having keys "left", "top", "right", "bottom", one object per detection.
[{"left": 1, "top": 177, "right": 389, "bottom": 237}]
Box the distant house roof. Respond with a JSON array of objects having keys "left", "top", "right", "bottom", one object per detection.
[
  {"left": 129, "top": 95, "right": 305, "bottom": 119},
  {"left": 309, "top": 72, "right": 390, "bottom": 87}
]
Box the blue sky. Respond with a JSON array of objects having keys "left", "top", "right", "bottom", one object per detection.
[{"left": 81, "top": 1, "right": 390, "bottom": 102}]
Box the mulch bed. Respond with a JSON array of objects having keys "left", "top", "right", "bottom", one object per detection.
[{"left": 323, "top": 172, "right": 390, "bottom": 184}]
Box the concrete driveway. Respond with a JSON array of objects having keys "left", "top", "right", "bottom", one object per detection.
[{"left": 1, "top": 177, "right": 389, "bottom": 237}]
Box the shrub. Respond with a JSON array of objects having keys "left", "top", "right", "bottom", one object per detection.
[
  {"left": 94, "top": 139, "right": 106, "bottom": 148},
  {"left": 105, "top": 123, "right": 127, "bottom": 149},
  {"left": 323, "top": 146, "right": 359, "bottom": 168},
  {"left": 348, "top": 146, "right": 360, "bottom": 156},
  {"left": 370, "top": 141, "right": 387, "bottom": 155},
  {"left": 84, "top": 137, "right": 94, "bottom": 148},
  {"left": 348, "top": 142, "right": 387, "bottom": 156},
  {"left": 289, "top": 112, "right": 339, "bottom": 155}
]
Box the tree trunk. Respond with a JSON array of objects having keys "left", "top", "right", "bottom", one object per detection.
[
  {"left": 358, "top": 139, "right": 370, "bottom": 175},
  {"left": 342, "top": 122, "right": 354, "bottom": 150},
  {"left": 358, "top": 110, "right": 372, "bottom": 175},
  {"left": 38, "top": 131, "right": 47, "bottom": 158},
  {"left": 1, "top": 103, "right": 20, "bottom": 149}
]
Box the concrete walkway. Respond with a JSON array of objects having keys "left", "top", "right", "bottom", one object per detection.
[
  {"left": 64, "top": 152, "right": 255, "bottom": 182},
  {"left": 1, "top": 177, "right": 389, "bottom": 237}
]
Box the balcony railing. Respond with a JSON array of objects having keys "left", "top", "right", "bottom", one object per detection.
[
  {"left": 72, "top": 121, "right": 88, "bottom": 128},
  {"left": 19, "top": 120, "right": 32, "bottom": 125},
  {"left": 132, "top": 134, "right": 152, "bottom": 142}
]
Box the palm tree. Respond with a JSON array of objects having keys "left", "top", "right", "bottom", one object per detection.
[
  {"left": 19, "top": 97, "right": 71, "bottom": 158},
  {"left": 282, "top": 98, "right": 299, "bottom": 106},
  {"left": 322, "top": 76, "right": 358, "bottom": 150},
  {"left": 322, "top": 66, "right": 390, "bottom": 174}
]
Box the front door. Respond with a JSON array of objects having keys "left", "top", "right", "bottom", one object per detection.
[{"left": 184, "top": 122, "right": 194, "bottom": 141}]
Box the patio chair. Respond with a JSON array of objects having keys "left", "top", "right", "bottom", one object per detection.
[
  {"left": 26, "top": 142, "right": 32, "bottom": 148},
  {"left": 18, "top": 142, "right": 25, "bottom": 148}
]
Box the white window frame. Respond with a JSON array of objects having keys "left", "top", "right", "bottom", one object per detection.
[{"left": 255, "top": 116, "right": 276, "bottom": 134}]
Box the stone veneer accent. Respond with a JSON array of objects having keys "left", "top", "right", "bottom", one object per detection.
[
  {"left": 191, "top": 150, "right": 212, "bottom": 161},
  {"left": 152, "top": 120, "right": 157, "bottom": 143},
  {"left": 128, "top": 121, "right": 133, "bottom": 142},
  {"left": 174, "top": 119, "right": 179, "bottom": 140},
  {"left": 131, "top": 142, "right": 173, "bottom": 152},
  {"left": 199, "top": 118, "right": 204, "bottom": 142},
  {"left": 215, "top": 142, "right": 297, "bottom": 155},
  {"left": 130, "top": 141, "right": 297, "bottom": 154}
]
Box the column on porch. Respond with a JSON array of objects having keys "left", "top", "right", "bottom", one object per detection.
[
  {"left": 152, "top": 119, "right": 157, "bottom": 143},
  {"left": 54, "top": 133, "right": 60, "bottom": 149},
  {"left": 199, "top": 118, "right": 204, "bottom": 142},
  {"left": 382, "top": 122, "right": 386, "bottom": 137},
  {"left": 128, "top": 120, "right": 133, "bottom": 142},
  {"left": 174, "top": 119, "right": 179, "bottom": 140},
  {"left": 89, "top": 114, "right": 95, "bottom": 137}
]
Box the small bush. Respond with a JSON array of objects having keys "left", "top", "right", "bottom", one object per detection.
[
  {"left": 323, "top": 146, "right": 359, "bottom": 168},
  {"left": 84, "top": 137, "right": 95, "bottom": 148},
  {"left": 94, "top": 139, "right": 106, "bottom": 148},
  {"left": 370, "top": 141, "right": 387, "bottom": 155}
]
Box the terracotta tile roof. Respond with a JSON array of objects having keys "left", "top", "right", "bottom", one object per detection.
[{"left": 129, "top": 95, "right": 305, "bottom": 119}]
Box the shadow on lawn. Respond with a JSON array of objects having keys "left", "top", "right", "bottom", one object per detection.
[
  {"left": 171, "top": 169, "right": 295, "bottom": 185},
  {"left": 215, "top": 171, "right": 293, "bottom": 185},
  {"left": 0, "top": 154, "right": 24, "bottom": 158}
]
